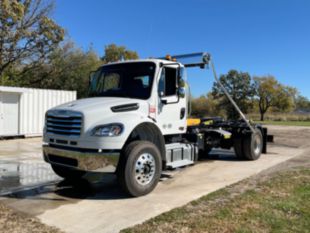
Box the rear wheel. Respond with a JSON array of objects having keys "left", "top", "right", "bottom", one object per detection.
[
  {"left": 51, "top": 164, "right": 86, "bottom": 180},
  {"left": 243, "top": 129, "right": 263, "bottom": 160},
  {"left": 117, "top": 141, "right": 162, "bottom": 197}
]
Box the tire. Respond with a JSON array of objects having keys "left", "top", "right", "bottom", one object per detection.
[
  {"left": 51, "top": 164, "right": 86, "bottom": 180},
  {"left": 117, "top": 141, "right": 162, "bottom": 197},
  {"left": 243, "top": 129, "right": 263, "bottom": 160},
  {"left": 234, "top": 137, "right": 245, "bottom": 159}
]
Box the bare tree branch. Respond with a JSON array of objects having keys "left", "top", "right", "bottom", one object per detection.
[{"left": 0, "top": 0, "right": 64, "bottom": 79}]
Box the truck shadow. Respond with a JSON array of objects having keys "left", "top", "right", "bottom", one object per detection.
[
  {"left": 2, "top": 149, "right": 254, "bottom": 202},
  {"left": 54, "top": 172, "right": 175, "bottom": 200},
  {"left": 55, "top": 174, "right": 128, "bottom": 200},
  {"left": 201, "top": 149, "right": 248, "bottom": 162}
]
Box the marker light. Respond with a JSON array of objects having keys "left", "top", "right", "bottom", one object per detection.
[{"left": 165, "top": 55, "right": 171, "bottom": 60}]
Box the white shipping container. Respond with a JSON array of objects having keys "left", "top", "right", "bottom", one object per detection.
[{"left": 0, "top": 86, "right": 76, "bottom": 137}]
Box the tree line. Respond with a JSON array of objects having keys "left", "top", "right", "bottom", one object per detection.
[
  {"left": 1, "top": 0, "right": 309, "bottom": 121},
  {"left": 192, "top": 70, "right": 310, "bottom": 121}
]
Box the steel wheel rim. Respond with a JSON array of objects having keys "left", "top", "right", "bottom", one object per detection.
[
  {"left": 253, "top": 134, "right": 262, "bottom": 155},
  {"left": 135, "top": 153, "right": 156, "bottom": 185}
]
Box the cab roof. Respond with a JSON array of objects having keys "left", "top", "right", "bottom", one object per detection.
[
  {"left": 101, "top": 58, "right": 184, "bottom": 67},
  {"left": 100, "top": 52, "right": 211, "bottom": 69}
]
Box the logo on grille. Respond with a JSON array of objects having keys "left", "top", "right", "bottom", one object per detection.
[{"left": 57, "top": 110, "right": 68, "bottom": 115}]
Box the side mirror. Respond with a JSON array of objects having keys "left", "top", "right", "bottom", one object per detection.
[
  {"left": 178, "top": 79, "right": 186, "bottom": 98},
  {"left": 178, "top": 87, "right": 186, "bottom": 98}
]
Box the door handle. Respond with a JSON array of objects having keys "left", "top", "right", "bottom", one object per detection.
[{"left": 180, "top": 108, "right": 186, "bottom": 119}]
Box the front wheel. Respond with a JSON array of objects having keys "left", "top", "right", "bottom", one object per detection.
[{"left": 117, "top": 141, "right": 162, "bottom": 197}]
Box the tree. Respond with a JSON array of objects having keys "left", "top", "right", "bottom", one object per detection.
[
  {"left": 22, "top": 42, "right": 102, "bottom": 97},
  {"left": 0, "top": 0, "right": 64, "bottom": 81},
  {"left": 212, "top": 70, "right": 254, "bottom": 119},
  {"left": 191, "top": 93, "right": 223, "bottom": 118},
  {"left": 101, "top": 44, "right": 138, "bottom": 63},
  {"left": 295, "top": 95, "right": 310, "bottom": 112},
  {"left": 253, "top": 76, "right": 296, "bottom": 121}
]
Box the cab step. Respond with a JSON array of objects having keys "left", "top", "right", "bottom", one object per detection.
[
  {"left": 165, "top": 143, "right": 198, "bottom": 169},
  {"left": 166, "top": 159, "right": 194, "bottom": 169}
]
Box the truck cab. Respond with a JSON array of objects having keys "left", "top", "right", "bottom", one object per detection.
[{"left": 43, "top": 53, "right": 265, "bottom": 196}]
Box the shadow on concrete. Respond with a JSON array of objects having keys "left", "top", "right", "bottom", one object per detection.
[
  {"left": 55, "top": 173, "right": 130, "bottom": 200},
  {"left": 199, "top": 149, "right": 247, "bottom": 162},
  {"left": 3, "top": 172, "right": 131, "bottom": 201},
  {"left": 3, "top": 170, "right": 179, "bottom": 201},
  {"left": 2, "top": 149, "right": 250, "bottom": 202}
]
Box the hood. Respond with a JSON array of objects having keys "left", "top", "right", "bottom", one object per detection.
[
  {"left": 48, "top": 97, "right": 149, "bottom": 131},
  {"left": 52, "top": 97, "right": 139, "bottom": 112}
]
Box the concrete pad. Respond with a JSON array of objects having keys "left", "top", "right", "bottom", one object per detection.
[{"left": 34, "top": 145, "right": 304, "bottom": 233}]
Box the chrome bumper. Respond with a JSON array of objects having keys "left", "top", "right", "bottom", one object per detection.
[{"left": 43, "top": 145, "right": 120, "bottom": 173}]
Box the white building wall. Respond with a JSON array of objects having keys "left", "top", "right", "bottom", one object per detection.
[{"left": 0, "top": 86, "right": 76, "bottom": 136}]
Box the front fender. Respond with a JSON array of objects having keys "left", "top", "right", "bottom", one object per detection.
[{"left": 83, "top": 112, "right": 155, "bottom": 150}]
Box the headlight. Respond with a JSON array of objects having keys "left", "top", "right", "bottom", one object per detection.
[{"left": 92, "top": 123, "right": 124, "bottom": 137}]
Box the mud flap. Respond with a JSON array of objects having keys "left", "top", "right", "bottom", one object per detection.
[{"left": 262, "top": 127, "right": 268, "bottom": 154}]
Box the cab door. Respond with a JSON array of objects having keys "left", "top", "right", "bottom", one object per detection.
[{"left": 156, "top": 66, "right": 187, "bottom": 135}]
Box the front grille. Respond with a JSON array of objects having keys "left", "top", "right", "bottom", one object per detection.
[{"left": 46, "top": 111, "right": 82, "bottom": 137}]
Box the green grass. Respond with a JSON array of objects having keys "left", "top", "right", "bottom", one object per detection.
[
  {"left": 122, "top": 168, "right": 310, "bottom": 233},
  {"left": 255, "top": 121, "right": 310, "bottom": 126}
]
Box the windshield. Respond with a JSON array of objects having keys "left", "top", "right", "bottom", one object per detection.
[{"left": 88, "top": 62, "right": 156, "bottom": 100}]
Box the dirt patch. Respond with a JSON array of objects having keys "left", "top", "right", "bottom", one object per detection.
[
  {"left": 0, "top": 202, "right": 63, "bottom": 233},
  {"left": 267, "top": 125, "right": 310, "bottom": 148}
]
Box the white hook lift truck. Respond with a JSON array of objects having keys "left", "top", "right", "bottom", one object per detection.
[{"left": 43, "top": 52, "right": 267, "bottom": 196}]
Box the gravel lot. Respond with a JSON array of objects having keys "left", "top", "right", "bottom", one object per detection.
[{"left": 0, "top": 125, "right": 309, "bottom": 233}]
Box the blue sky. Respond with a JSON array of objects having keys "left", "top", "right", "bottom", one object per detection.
[{"left": 53, "top": 0, "right": 310, "bottom": 98}]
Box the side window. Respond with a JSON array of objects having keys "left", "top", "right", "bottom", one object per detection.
[
  {"left": 158, "top": 67, "right": 177, "bottom": 96},
  {"left": 158, "top": 69, "right": 166, "bottom": 96}
]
